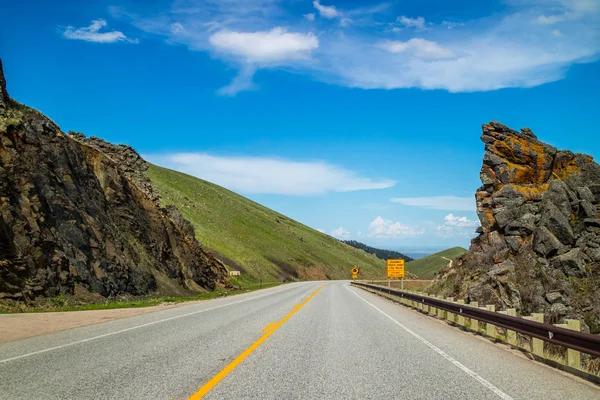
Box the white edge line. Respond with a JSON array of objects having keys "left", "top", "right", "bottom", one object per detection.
[
  {"left": 346, "top": 285, "right": 514, "bottom": 400},
  {"left": 0, "top": 282, "right": 310, "bottom": 364}
]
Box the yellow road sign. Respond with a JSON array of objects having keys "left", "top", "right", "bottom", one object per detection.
[
  {"left": 352, "top": 273, "right": 358, "bottom": 280},
  {"left": 351, "top": 267, "right": 359, "bottom": 274},
  {"left": 386, "top": 259, "right": 405, "bottom": 278}
]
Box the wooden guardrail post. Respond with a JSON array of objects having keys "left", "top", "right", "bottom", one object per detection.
[
  {"left": 484, "top": 305, "right": 496, "bottom": 338},
  {"left": 523, "top": 313, "right": 545, "bottom": 357},
  {"left": 456, "top": 300, "right": 466, "bottom": 327},
  {"left": 469, "top": 302, "right": 479, "bottom": 332},
  {"left": 446, "top": 297, "right": 455, "bottom": 322},
  {"left": 427, "top": 295, "right": 435, "bottom": 316},
  {"left": 505, "top": 309, "right": 517, "bottom": 346},
  {"left": 565, "top": 319, "right": 581, "bottom": 369},
  {"left": 437, "top": 296, "right": 446, "bottom": 319},
  {"left": 430, "top": 297, "right": 438, "bottom": 316}
]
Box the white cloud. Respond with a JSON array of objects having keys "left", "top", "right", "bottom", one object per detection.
[
  {"left": 391, "top": 196, "right": 475, "bottom": 211},
  {"left": 435, "top": 213, "right": 480, "bottom": 237},
  {"left": 379, "top": 38, "right": 456, "bottom": 61},
  {"left": 536, "top": 14, "right": 565, "bottom": 24},
  {"left": 316, "top": 228, "right": 326, "bottom": 233},
  {"left": 304, "top": 13, "right": 316, "bottom": 22},
  {"left": 367, "top": 216, "right": 425, "bottom": 239},
  {"left": 552, "top": 29, "right": 564, "bottom": 36},
  {"left": 331, "top": 226, "right": 351, "bottom": 238},
  {"left": 171, "top": 22, "right": 185, "bottom": 34},
  {"left": 442, "top": 20, "right": 465, "bottom": 29},
  {"left": 147, "top": 153, "right": 396, "bottom": 196},
  {"left": 443, "top": 213, "right": 479, "bottom": 227},
  {"left": 396, "top": 15, "right": 426, "bottom": 30},
  {"left": 114, "top": 0, "right": 600, "bottom": 93},
  {"left": 62, "top": 19, "right": 138, "bottom": 43},
  {"left": 340, "top": 18, "right": 352, "bottom": 27},
  {"left": 313, "top": 1, "right": 339, "bottom": 19},
  {"left": 209, "top": 27, "right": 318, "bottom": 63}
]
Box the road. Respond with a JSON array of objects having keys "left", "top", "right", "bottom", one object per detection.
[{"left": 0, "top": 281, "right": 598, "bottom": 399}]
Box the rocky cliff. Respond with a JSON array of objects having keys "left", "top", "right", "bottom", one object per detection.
[
  {"left": 0, "top": 59, "right": 229, "bottom": 301},
  {"left": 431, "top": 121, "right": 600, "bottom": 333}
]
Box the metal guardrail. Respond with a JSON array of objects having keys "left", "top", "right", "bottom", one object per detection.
[{"left": 352, "top": 281, "right": 600, "bottom": 358}]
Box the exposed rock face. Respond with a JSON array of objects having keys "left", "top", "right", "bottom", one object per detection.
[
  {"left": 431, "top": 122, "right": 600, "bottom": 332},
  {"left": 0, "top": 60, "right": 229, "bottom": 301},
  {"left": 0, "top": 60, "right": 8, "bottom": 110}
]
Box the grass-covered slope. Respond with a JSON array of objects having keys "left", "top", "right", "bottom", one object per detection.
[
  {"left": 147, "top": 165, "right": 386, "bottom": 283},
  {"left": 406, "top": 247, "right": 467, "bottom": 279}
]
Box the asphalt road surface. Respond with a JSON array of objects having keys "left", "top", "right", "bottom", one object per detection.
[{"left": 0, "top": 281, "right": 598, "bottom": 399}]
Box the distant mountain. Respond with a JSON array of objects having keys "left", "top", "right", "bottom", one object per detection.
[
  {"left": 405, "top": 247, "right": 467, "bottom": 279},
  {"left": 341, "top": 240, "right": 414, "bottom": 262}
]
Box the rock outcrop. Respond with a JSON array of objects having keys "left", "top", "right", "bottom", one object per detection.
[
  {"left": 0, "top": 59, "right": 229, "bottom": 301},
  {"left": 431, "top": 122, "right": 600, "bottom": 333}
]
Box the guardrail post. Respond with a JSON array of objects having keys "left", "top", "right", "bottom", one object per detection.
[
  {"left": 523, "top": 313, "right": 545, "bottom": 357},
  {"left": 436, "top": 296, "right": 446, "bottom": 319},
  {"left": 469, "top": 301, "right": 479, "bottom": 331},
  {"left": 484, "top": 305, "right": 496, "bottom": 338},
  {"left": 456, "top": 300, "right": 466, "bottom": 327},
  {"left": 505, "top": 309, "right": 517, "bottom": 346},
  {"left": 565, "top": 319, "right": 581, "bottom": 370},
  {"left": 430, "top": 296, "right": 438, "bottom": 316},
  {"left": 426, "top": 295, "right": 435, "bottom": 316},
  {"left": 446, "top": 297, "right": 455, "bottom": 322}
]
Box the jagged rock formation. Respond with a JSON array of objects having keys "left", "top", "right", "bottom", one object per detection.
[
  {"left": 0, "top": 59, "right": 229, "bottom": 301},
  {"left": 431, "top": 122, "right": 600, "bottom": 333}
]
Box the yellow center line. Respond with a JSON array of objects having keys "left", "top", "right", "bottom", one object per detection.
[{"left": 188, "top": 283, "right": 326, "bottom": 400}]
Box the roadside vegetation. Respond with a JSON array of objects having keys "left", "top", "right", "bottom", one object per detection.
[{"left": 0, "top": 281, "right": 284, "bottom": 313}]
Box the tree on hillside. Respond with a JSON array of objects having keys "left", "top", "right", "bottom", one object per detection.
[{"left": 341, "top": 240, "right": 414, "bottom": 262}]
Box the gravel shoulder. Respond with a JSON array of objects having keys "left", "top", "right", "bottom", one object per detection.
[{"left": 0, "top": 303, "right": 186, "bottom": 343}]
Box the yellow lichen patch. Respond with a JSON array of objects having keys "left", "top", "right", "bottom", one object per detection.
[
  {"left": 496, "top": 183, "right": 549, "bottom": 201},
  {"left": 553, "top": 160, "right": 582, "bottom": 180}
]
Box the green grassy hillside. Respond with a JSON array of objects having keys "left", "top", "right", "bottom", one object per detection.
[
  {"left": 405, "top": 247, "right": 467, "bottom": 279},
  {"left": 147, "top": 164, "right": 386, "bottom": 284}
]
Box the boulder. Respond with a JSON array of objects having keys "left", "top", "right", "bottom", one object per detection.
[
  {"left": 577, "top": 186, "right": 596, "bottom": 203},
  {"left": 533, "top": 226, "right": 566, "bottom": 257},
  {"left": 504, "top": 213, "right": 536, "bottom": 236},
  {"left": 550, "top": 248, "right": 586, "bottom": 277},
  {"left": 545, "top": 291, "right": 564, "bottom": 304},
  {"left": 539, "top": 202, "right": 575, "bottom": 245}
]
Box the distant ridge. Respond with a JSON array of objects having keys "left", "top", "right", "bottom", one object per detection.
[{"left": 341, "top": 240, "right": 413, "bottom": 262}]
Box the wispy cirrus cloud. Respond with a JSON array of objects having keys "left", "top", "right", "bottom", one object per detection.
[
  {"left": 313, "top": 1, "right": 339, "bottom": 19},
  {"left": 62, "top": 19, "right": 138, "bottom": 43},
  {"left": 395, "top": 16, "right": 427, "bottom": 30},
  {"left": 379, "top": 38, "right": 456, "bottom": 61},
  {"left": 391, "top": 196, "right": 475, "bottom": 211},
  {"left": 110, "top": 0, "right": 600, "bottom": 94},
  {"left": 146, "top": 153, "right": 396, "bottom": 196}
]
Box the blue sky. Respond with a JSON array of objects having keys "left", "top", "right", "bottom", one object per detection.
[{"left": 2, "top": 0, "right": 599, "bottom": 249}]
